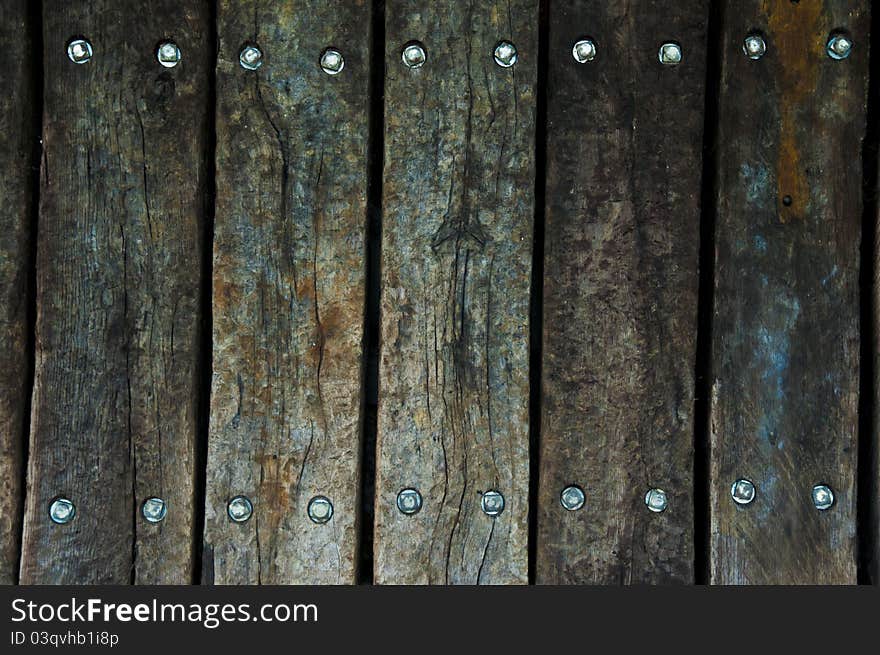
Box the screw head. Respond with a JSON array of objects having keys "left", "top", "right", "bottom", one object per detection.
[
  {"left": 49, "top": 498, "right": 76, "bottom": 524},
  {"left": 731, "top": 479, "right": 756, "bottom": 505},
  {"left": 827, "top": 33, "right": 852, "bottom": 60},
  {"left": 560, "top": 485, "right": 585, "bottom": 511},
  {"left": 645, "top": 488, "right": 669, "bottom": 513},
  {"left": 493, "top": 40, "right": 518, "bottom": 68},
  {"left": 481, "top": 490, "right": 505, "bottom": 517},
  {"left": 227, "top": 495, "right": 253, "bottom": 522},
  {"left": 402, "top": 41, "right": 427, "bottom": 69},
  {"left": 141, "top": 497, "right": 168, "bottom": 523},
  {"left": 239, "top": 43, "right": 263, "bottom": 70},
  {"left": 812, "top": 484, "right": 835, "bottom": 510},
  {"left": 743, "top": 34, "right": 767, "bottom": 60},
  {"left": 67, "top": 38, "right": 93, "bottom": 65},
  {"left": 572, "top": 39, "right": 597, "bottom": 63},
  {"left": 658, "top": 42, "right": 683, "bottom": 66},
  {"left": 308, "top": 495, "right": 334, "bottom": 523},
  {"left": 320, "top": 48, "right": 345, "bottom": 75},
  {"left": 396, "top": 488, "right": 423, "bottom": 515},
  {"left": 157, "top": 41, "right": 181, "bottom": 68}
]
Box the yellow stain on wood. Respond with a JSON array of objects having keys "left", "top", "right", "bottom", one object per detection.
[{"left": 763, "top": 0, "right": 827, "bottom": 221}]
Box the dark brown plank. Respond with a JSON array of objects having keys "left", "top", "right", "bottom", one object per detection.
[
  {"left": 20, "top": 2, "right": 209, "bottom": 584},
  {"left": 203, "top": 0, "right": 370, "bottom": 584},
  {"left": 536, "top": 2, "right": 708, "bottom": 584},
  {"left": 710, "top": 0, "right": 868, "bottom": 584},
  {"left": 374, "top": 1, "right": 538, "bottom": 584},
  {"left": 0, "top": 0, "right": 36, "bottom": 584}
]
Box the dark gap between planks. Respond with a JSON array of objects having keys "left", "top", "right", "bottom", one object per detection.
[{"left": 693, "top": 0, "right": 726, "bottom": 585}]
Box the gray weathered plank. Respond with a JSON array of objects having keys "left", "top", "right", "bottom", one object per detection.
[
  {"left": 203, "top": 0, "right": 370, "bottom": 584},
  {"left": 710, "top": 0, "right": 869, "bottom": 584},
  {"left": 374, "top": 1, "right": 538, "bottom": 584},
  {"left": 0, "top": 0, "right": 36, "bottom": 585},
  {"left": 20, "top": 1, "right": 209, "bottom": 584},
  {"left": 536, "top": 1, "right": 708, "bottom": 584}
]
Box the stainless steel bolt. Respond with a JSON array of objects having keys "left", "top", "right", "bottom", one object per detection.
[
  {"left": 826, "top": 33, "right": 853, "bottom": 60},
  {"left": 157, "top": 41, "right": 181, "bottom": 68},
  {"left": 402, "top": 41, "right": 427, "bottom": 69},
  {"left": 308, "top": 495, "right": 334, "bottom": 523},
  {"left": 645, "top": 488, "right": 669, "bottom": 513},
  {"left": 320, "top": 48, "right": 345, "bottom": 75},
  {"left": 743, "top": 34, "right": 767, "bottom": 60},
  {"left": 239, "top": 43, "right": 263, "bottom": 70},
  {"left": 481, "top": 490, "right": 505, "bottom": 517},
  {"left": 572, "top": 39, "right": 597, "bottom": 63},
  {"left": 731, "top": 479, "right": 756, "bottom": 506},
  {"left": 560, "top": 485, "right": 585, "bottom": 511},
  {"left": 658, "top": 42, "right": 683, "bottom": 66},
  {"left": 493, "top": 40, "right": 518, "bottom": 68},
  {"left": 67, "top": 38, "right": 93, "bottom": 65},
  {"left": 227, "top": 495, "right": 253, "bottom": 522},
  {"left": 49, "top": 498, "right": 76, "bottom": 524},
  {"left": 396, "top": 488, "right": 423, "bottom": 515},
  {"left": 142, "top": 497, "right": 167, "bottom": 523},
  {"left": 812, "top": 484, "right": 835, "bottom": 511}
]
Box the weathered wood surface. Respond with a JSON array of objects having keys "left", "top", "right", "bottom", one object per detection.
[
  {"left": 536, "top": 2, "right": 708, "bottom": 584},
  {"left": 710, "top": 0, "right": 869, "bottom": 584},
  {"left": 203, "top": 0, "right": 370, "bottom": 584},
  {"left": 20, "top": 1, "right": 209, "bottom": 584},
  {"left": 374, "top": 1, "right": 538, "bottom": 584},
  {"left": 0, "top": 0, "right": 36, "bottom": 585}
]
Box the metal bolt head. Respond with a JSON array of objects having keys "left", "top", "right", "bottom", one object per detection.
[
  {"left": 572, "top": 39, "right": 597, "bottom": 64},
  {"left": 658, "top": 42, "right": 683, "bottom": 66},
  {"left": 49, "top": 498, "right": 76, "bottom": 524},
  {"left": 560, "top": 485, "right": 585, "bottom": 511},
  {"left": 812, "top": 484, "right": 835, "bottom": 511},
  {"left": 396, "top": 488, "right": 423, "bottom": 515},
  {"left": 481, "top": 490, "right": 505, "bottom": 517},
  {"left": 493, "top": 41, "right": 518, "bottom": 68},
  {"left": 320, "top": 48, "right": 345, "bottom": 75},
  {"left": 141, "top": 497, "right": 168, "bottom": 523},
  {"left": 827, "top": 33, "right": 852, "bottom": 60},
  {"left": 731, "top": 479, "right": 756, "bottom": 506},
  {"left": 645, "top": 488, "right": 668, "bottom": 513},
  {"left": 67, "top": 38, "right": 93, "bottom": 65},
  {"left": 308, "top": 495, "right": 334, "bottom": 523},
  {"left": 157, "top": 41, "right": 181, "bottom": 68},
  {"left": 239, "top": 43, "right": 263, "bottom": 70},
  {"left": 743, "top": 34, "right": 767, "bottom": 60},
  {"left": 402, "top": 42, "right": 427, "bottom": 69},
  {"left": 227, "top": 495, "right": 253, "bottom": 522}
]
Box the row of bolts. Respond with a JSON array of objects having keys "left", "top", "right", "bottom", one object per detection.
[
  {"left": 65, "top": 29, "right": 854, "bottom": 71},
  {"left": 45, "top": 480, "right": 836, "bottom": 525}
]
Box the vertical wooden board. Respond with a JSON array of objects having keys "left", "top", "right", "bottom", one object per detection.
[
  {"left": 204, "top": 1, "right": 370, "bottom": 584},
  {"left": 536, "top": 2, "right": 709, "bottom": 584},
  {"left": 374, "top": 2, "right": 537, "bottom": 584},
  {"left": 710, "top": 1, "right": 868, "bottom": 584},
  {"left": 20, "top": 1, "right": 209, "bottom": 584},
  {"left": 0, "top": 0, "right": 35, "bottom": 584}
]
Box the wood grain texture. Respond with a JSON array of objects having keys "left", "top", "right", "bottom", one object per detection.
[
  {"left": 20, "top": 1, "right": 209, "bottom": 584},
  {"left": 374, "top": 1, "right": 537, "bottom": 584},
  {"left": 203, "top": 0, "right": 370, "bottom": 584},
  {"left": 0, "top": 0, "right": 36, "bottom": 585},
  {"left": 536, "top": 1, "right": 708, "bottom": 584},
  {"left": 710, "top": 0, "right": 869, "bottom": 584}
]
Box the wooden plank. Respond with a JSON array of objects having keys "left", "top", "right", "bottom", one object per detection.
[
  {"left": 20, "top": 1, "right": 209, "bottom": 584},
  {"left": 710, "top": 0, "right": 869, "bottom": 584},
  {"left": 536, "top": 2, "right": 709, "bottom": 584},
  {"left": 0, "top": 0, "right": 36, "bottom": 585},
  {"left": 203, "top": 1, "right": 370, "bottom": 584},
  {"left": 374, "top": 1, "right": 538, "bottom": 584}
]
